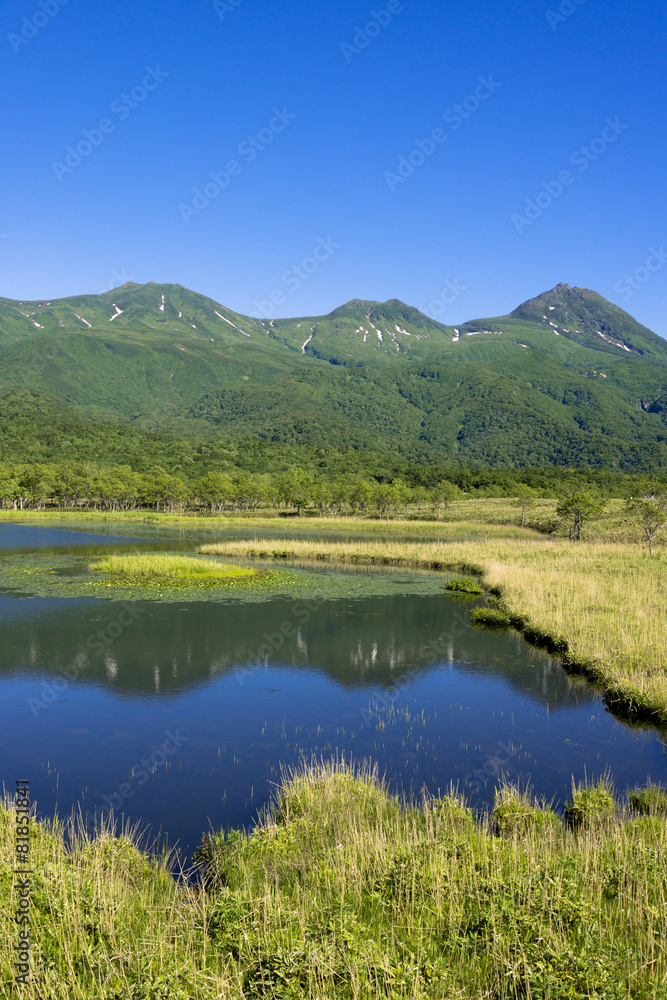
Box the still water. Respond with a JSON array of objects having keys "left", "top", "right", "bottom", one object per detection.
[{"left": 0, "top": 523, "right": 665, "bottom": 861}]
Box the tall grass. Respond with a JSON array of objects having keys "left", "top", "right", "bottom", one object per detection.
[
  {"left": 200, "top": 534, "right": 667, "bottom": 723},
  {"left": 2, "top": 763, "right": 667, "bottom": 998}
]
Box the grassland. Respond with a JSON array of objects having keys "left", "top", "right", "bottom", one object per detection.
[
  {"left": 2, "top": 761, "right": 667, "bottom": 999},
  {"left": 89, "top": 552, "right": 257, "bottom": 584}
]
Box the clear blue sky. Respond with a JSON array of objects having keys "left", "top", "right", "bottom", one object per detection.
[{"left": 1, "top": 0, "right": 666, "bottom": 333}]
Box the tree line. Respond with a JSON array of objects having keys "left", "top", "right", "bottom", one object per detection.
[
  {"left": 2, "top": 462, "right": 666, "bottom": 542},
  {"left": 0, "top": 462, "right": 470, "bottom": 516}
]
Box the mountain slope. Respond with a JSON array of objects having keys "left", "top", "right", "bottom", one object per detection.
[{"left": 1, "top": 281, "right": 667, "bottom": 470}]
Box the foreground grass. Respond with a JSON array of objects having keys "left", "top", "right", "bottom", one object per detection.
[
  {"left": 89, "top": 552, "right": 257, "bottom": 584},
  {"left": 2, "top": 762, "right": 667, "bottom": 999},
  {"left": 200, "top": 534, "right": 667, "bottom": 724}
]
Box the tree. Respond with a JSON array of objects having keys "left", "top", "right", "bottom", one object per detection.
[
  {"left": 411, "top": 485, "right": 429, "bottom": 516},
  {"left": 195, "top": 472, "right": 235, "bottom": 513},
  {"left": 514, "top": 484, "right": 538, "bottom": 528},
  {"left": 349, "top": 478, "right": 374, "bottom": 517},
  {"left": 372, "top": 482, "right": 393, "bottom": 520},
  {"left": 17, "top": 464, "right": 56, "bottom": 510},
  {"left": 274, "top": 467, "right": 313, "bottom": 514},
  {"left": 626, "top": 493, "right": 667, "bottom": 556},
  {"left": 430, "top": 481, "right": 462, "bottom": 519},
  {"left": 0, "top": 465, "right": 20, "bottom": 510},
  {"left": 556, "top": 491, "right": 606, "bottom": 541},
  {"left": 390, "top": 478, "right": 411, "bottom": 517}
]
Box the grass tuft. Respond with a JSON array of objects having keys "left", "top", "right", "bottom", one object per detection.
[
  {"left": 445, "top": 575, "right": 485, "bottom": 595},
  {"left": 470, "top": 607, "right": 512, "bottom": 629},
  {"left": 564, "top": 775, "right": 617, "bottom": 830},
  {"left": 628, "top": 780, "right": 667, "bottom": 817}
]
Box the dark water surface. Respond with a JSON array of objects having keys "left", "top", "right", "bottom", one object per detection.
[{"left": 0, "top": 522, "right": 665, "bottom": 861}]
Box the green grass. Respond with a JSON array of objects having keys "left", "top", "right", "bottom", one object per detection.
[
  {"left": 2, "top": 762, "right": 667, "bottom": 999},
  {"left": 445, "top": 576, "right": 485, "bottom": 595},
  {"left": 628, "top": 781, "right": 667, "bottom": 817},
  {"left": 89, "top": 552, "right": 257, "bottom": 584},
  {"left": 470, "top": 607, "right": 512, "bottom": 629}
]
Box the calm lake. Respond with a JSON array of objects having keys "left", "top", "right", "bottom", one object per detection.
[{"left": 1, "top": 522, "right": 665, "bottom": 862}]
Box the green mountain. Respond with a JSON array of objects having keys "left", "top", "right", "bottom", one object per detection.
[{"left": 1, "top": 281, "right": 667, "bottom": 470}]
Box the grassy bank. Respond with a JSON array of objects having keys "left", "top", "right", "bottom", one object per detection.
[
  {"left": 200, "top": 534, "right": 667, "bottom": 725},
  {"left": 2, "top": 762, "right": 667, "bottom": 999},
  {"left": 89, "top": 552, "right": 257, "bottom": 584}
]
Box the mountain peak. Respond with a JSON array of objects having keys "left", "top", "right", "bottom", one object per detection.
[{"left": 510, "top": 284, "right": 664, "bottom": 358}]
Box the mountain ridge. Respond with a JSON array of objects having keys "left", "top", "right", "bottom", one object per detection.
[{"left": 2, "top": 281, "right": 667, "bottom": 470}]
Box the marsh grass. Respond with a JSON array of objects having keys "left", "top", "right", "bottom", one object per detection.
[
  {"left": 200, "top": 534, "right": 667, "bottom": 723},
  {"left": 2, "top": 762, "right": 667, "bottom": 999},
  {"left": 89, "top": 552, "right": 257, "bottom": 584}
]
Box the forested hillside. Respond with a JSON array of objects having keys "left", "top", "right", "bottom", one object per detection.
[{"left": 1, "top": 281, "right": 667, "bottom": 474}]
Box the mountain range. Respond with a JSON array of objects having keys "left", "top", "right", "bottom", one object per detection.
[{"left": 1, "top": 281, "right": 667, "bottom": 470}]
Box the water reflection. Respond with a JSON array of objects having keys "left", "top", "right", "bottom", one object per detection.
[
  {"left": 1, "top": 594, "right": 595, "bottom": 712},
  {"left": 0, "top": 524, "right": 665, "bottom": 861}
]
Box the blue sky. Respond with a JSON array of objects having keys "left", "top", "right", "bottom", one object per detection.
[{"left": 1, "top": 0, "right": 666, "bottom": 334}]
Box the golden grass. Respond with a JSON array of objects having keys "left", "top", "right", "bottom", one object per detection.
[{"left": 200, "top": 534, "right": 667, "bottom": 722}]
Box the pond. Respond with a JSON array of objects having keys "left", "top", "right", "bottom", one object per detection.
[{"left": 0, "top": 522, "right": 665, "bottom": 862}]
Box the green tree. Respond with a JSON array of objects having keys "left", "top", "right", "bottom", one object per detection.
[
  {"left": 412, "top": 485, "right": 429, "bottom": 516},
  {"left": 626, "top": 492, "right": 667, "bottom": 556},
  {"left": 17, "top": 464, "right": 55, "bottom": 510},
  {"left": 430, "top": 481, "right": 462, "bottom": 519},
  {"left": 195, "top": 472, "right": 235, "bottom": 513},
  {"left": 274, "top": 467, "right": 313, "bottom": 514},
  {"left": 390, "top": 478, "right": 411, "bottom": 517},
  {"left": 138, "top": 467, "right": 179, "bottom": 512},
  {"left": 372, "top": 482, "right": 393, "bottom": 520},
  {"left": 349, "top": 478, "right": 374, "bottom": 517},
  {"left": 514, "top": 484, "right": 538, "bottom": 528},
  {"left": 556, "top": 491, "right": 606, "bottom": 541},
  {"left": 0, "top": 465, "right": 20, "bottom": 510}
]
